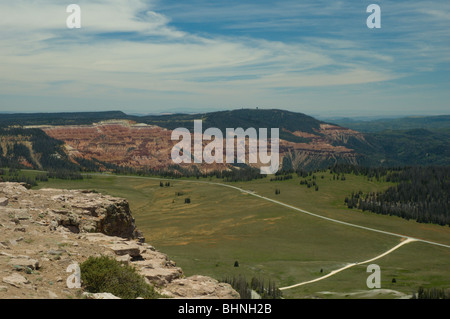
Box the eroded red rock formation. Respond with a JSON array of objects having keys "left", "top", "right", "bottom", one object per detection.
[{"left": 42, "top": 120, "right": 367, "bottom": 171}]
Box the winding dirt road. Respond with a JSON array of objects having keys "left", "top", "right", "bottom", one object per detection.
[
  {"left": 90, "top": 173, "right": 450, "bottom": 290},
  {"left": 279, "top": 238, "right": 417, "bottom": 290}
]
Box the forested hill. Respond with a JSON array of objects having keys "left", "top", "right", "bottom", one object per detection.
[
  {"left": 328, "top": 115, "right": 450, "bottom": 167},
  {"left": 140, "top": 109, "right": 323, "bottom": 132},
  {"left": 330, "top": 115, "right": 450, "bottom": 133},
  {"left": 0, "top": 109, "right": 324, "bottom": 144},
  {"left": 0, "top": 111, "right": 128, "bottom": 127},
  {"left": 0, "top": 109, "right": 449, "bottom": 170},
  {"left": 368, "top": 129, "right": 450, "bottom": 167},
  {"left": 0, "top": 127, "right": 78, "bottom": 171}
]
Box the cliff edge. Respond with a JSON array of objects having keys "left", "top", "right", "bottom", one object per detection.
[{"left": 0, "top": 182, "right": 239, "bottom": 299}]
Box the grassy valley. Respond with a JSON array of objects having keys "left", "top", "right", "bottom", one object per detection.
[{"left": 31, "top": 170, "right": 450, "bottom": 299}]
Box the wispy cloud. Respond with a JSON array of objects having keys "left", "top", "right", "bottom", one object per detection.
[{"left": 0, "top": 0, "right": 448, "bottom": 115}]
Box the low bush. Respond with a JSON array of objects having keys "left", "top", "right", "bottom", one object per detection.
[{"left": 80, "top": 255, "right": 159, "bottom": 299}]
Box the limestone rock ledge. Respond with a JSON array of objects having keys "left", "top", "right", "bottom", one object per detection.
[{"left": 0, "top": 182, "right": 239, "bottom": 299}]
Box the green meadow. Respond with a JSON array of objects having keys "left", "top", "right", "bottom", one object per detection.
[{"left": 33, "top": 172, "right": 450, "bottom": 299}]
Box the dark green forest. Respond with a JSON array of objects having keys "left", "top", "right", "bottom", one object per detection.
[
  {"left": 0, "top": 127, "right": 82, "bottom": 180},
  {"left": 413, "top": 287, "right": 450, "bottom": 299},
  {"left": 344, "top": 166, "right": 450, "bottom": 226},
  {"left": 330, "top": 115, "right": 450, "bottom": 133},
  {"left": 0, "top": 128, "right": 78, "bottom": 170}
]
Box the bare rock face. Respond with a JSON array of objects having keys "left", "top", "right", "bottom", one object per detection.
[
  {"left": 19, "top": 186, "right": 142, "bottom": 239},
  {"left": 108, "top": 243, "right": 141, "bottom": 257},
  {"left": 82, "top": 292, "right": 121, "bottom": 299},
  {"left": 0, "top": 182, "right": 239, "bottom": 299},
  {"left": 8, "top": 257, "right": 40, "bottom": 270},
  {"left": 2, "top": 273, "right": 30, "bottom": 288},
  {"left": 0, "top": 197, "right": 8, "bottom": 207},
  {"left": 140, "top": 267, "right": 184, "bottom": 287},
  {"left": 161, "top": 275, "right": 240, "bottom": 299},
  {"left": 96, "top": 199, "right": 140, "bottom": 239}
]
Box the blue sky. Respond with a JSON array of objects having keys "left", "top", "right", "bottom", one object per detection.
[{"left": 0, "top": 0, "right": 449, "bottom": 117}]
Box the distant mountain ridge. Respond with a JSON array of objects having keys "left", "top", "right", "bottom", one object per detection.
[
  {"left": 0, "top": 109, "right": 321, "bottom": 143},
  {"left": 0, "top": 111, "right": 128, "bottom": 127},
  {"left": 0, "top": 108, "right": 336, "bottom": 145},
  {"left": 0, "top": 109, "right": 449, "bottom": 172}
]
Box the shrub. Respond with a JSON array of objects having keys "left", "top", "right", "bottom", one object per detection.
[{"left": 80, "top": 255, "right": 159, "bottom": 299}]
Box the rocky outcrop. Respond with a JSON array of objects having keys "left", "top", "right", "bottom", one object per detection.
[
  {"left": 0, "top": 182, "right": 239, "bottom": 299},
  {"left": 0, "top": 198, "right": 8, "bottom": 207},
  {"left": 2, "top": 273, "right": 30, "bottom": 288},
  {"left": 82, "top": 292, "right": 121, "bottom": 299},
  {"left": 161, "top": 276, "right": 241, "bottom": 299},
  {"left": 1, "top": 183, "right": 141, "bottom": 240},
  {"left": 80, "top": 233, "right": 184, "bottom": 288}
]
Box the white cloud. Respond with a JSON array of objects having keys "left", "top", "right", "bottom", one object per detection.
[
  {"left": 0, "top": 0, "right": 447, "bottom": 115},
  {"left": 0, "top": 0, "right": 182, "bottom": 37}
]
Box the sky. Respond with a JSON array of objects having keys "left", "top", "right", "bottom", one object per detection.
[{"left": 0, "top": 0, "right": 449, "bottom": 117}]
